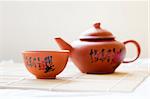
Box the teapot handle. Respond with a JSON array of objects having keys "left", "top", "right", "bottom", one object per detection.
[{"left": 123, "top": 40, "right": 141, "bottom": 63}]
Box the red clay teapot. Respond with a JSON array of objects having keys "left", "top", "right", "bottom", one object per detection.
[{"left": 55, "top": 22, "right": 141, "bottom": 74}]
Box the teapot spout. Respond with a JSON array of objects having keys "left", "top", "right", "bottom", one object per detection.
[{"left": 54, "top": 37, "right": 73, "bottom": 51}]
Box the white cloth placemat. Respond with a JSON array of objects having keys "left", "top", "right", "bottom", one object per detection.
[{"left": 0, "top": 59, "right": 149, "bottom": 92}]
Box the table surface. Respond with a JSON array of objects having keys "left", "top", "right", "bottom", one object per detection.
[{"left": 0, "top": 59, "right": 149, "bottom": 99}]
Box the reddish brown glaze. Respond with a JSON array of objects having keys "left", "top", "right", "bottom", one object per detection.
[
  {"left": 55, "top": 22, "right": 141, "bottom": 74},
  {"left": 22, "top": 50, "right": 69, "bottom": 79}
]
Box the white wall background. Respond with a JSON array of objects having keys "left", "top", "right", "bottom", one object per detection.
[{"left": 0, "top": 1, "right": 148, "bottom": 62}]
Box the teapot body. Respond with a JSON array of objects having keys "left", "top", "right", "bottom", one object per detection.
[
  {"left": 55, "top": 22, "right": 141, "bottom": 74},
  {"left": 71, "top": 39, "right": 126, "bottom": 73}
]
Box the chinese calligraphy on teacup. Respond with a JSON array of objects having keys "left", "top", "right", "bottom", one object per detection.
[{"left": 24, "top": 56, "right": 55, "bottom": 73}]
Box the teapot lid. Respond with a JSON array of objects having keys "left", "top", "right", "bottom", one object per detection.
[{"left": 79, "top": 22, "right": 115, "bottom": 40}]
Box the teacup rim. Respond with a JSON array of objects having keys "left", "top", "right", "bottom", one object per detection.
[{"left": 22, "top": 50, "right": 70, "bottom": 53}]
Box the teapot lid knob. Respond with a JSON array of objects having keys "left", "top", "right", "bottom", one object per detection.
[{"left": 93, "top": 22, "right": 101, "bottom": 29}]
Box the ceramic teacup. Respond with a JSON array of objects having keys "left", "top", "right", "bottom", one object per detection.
[{"left": 22, "top": 50, "right": 69, "bottom": 79}]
